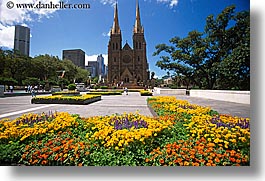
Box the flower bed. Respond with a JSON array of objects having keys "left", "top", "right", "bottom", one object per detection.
[
  {"left": 52, "top": 91, "right": 80, "bottom": 96},
  {"left": 31, "top": 95, "right": 101, "bottom": 105},
  {"left": 89, "top": 89, "right": 124, "bottom": 93},
  {"left": 146, "top": 96, "right": 250, "bottom": 166},
  {"left": 140, "top": 90, "right": 153, "bottom": 96},
  {"left": 0, "top": 96, "right": 250, "bottom": 166},
  {"left": 87, "top": 92, "right": 122, "bottom": 96}
]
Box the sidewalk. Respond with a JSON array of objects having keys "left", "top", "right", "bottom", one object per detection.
[
  {"left": 0, "top": 92, "right": 250, "bottom": 121},
  {"left": 156, "top": 94, "right": 250, "bottom": 118}
]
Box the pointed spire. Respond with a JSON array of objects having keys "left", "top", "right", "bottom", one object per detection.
[
  {"left": 111, "top": 2, "right": 121, "bottom": 34},
  {"left": 134, "top": 0, "right": 143, "bottom": 33}
]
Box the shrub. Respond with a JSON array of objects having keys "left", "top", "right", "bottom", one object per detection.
[
  {"left": 68, "top": 84, "right": 76, "bottom": 91},
  {"left": 100, "top": 86, "right": 108, "bottom": 89}
]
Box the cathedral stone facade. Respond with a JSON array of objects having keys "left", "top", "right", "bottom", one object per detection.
[{"left": 107, "top": 1, "right": 149, "bottom": 87}]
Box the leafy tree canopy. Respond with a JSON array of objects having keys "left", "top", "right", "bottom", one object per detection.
[{"left": 153, "top": 5, "right": 250, "bottom": 90}]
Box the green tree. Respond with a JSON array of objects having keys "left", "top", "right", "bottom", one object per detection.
[
  {"left": 153, "top": 5, "right": 250, "bottom": 90},
  {"left": 61, "top": 59, "right": 78, "bottom": 83},
  {"left": 75, "top": 67, "right": 89, "bottom": 83},
  {"left": 1, "top": 49, "right": 31, "bottom": 85}
]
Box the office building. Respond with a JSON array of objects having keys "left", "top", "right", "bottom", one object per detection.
[
  {"left": 97, "top": 54, "right": 106, "bottom": 78},
  {"left": 62, "top": 49, "right": 85, "bottom": 69},
  {"left": 14, "top": 25, "right": 30, "bottom": 56}
]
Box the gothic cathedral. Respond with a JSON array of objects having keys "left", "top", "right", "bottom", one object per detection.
[{"left": 107, "top": 1, "right": 149, "bottom": 88}]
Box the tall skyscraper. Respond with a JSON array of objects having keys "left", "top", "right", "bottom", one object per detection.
[
  {"left": 86, "top": 61, "right": 98, "bottom": 77},
  {"left": 108, "top": 1, "right": 149, "bottom": 87},
  {"left": 14, "top": 25, "right": 30, "bottom": 56},
  {"left": 62, "top": 49, "right": 85, "bottom": 69},
  {"left": 97, "top": 54, "right": 105, "bottom": 77},
  {"left": 86, "top": 54, "right": 107, "bottom": 78}
]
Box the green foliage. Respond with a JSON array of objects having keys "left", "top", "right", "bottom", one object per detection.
[
  {"left": 153, "top": 5, "right": 250, "bottom": 90},
  {"left": 168, "top": 84, "right": 178, "bottom": 89},
  {"left": 100, "top": 86, "right": 108, "bottom": 89},
  {"left": 67, "top": 84, "right": 76, "bottom": 91},
  {"left": 0, "top": 141, "right": 25, "bottom": 165},
  {"left": 22, "top": 77, "right": 40, "bottom": 86},
  {"left": 0, "top": 50, "right": 89, "bottom": 87},
  {"left": 0, "top": 77, "right": 18, "bottom": 86}
]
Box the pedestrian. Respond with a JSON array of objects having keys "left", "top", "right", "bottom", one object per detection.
[
  {"left": 9, "top": 85, "right": 14, "bottom": 93},
  {"left": 124, "top": 87, "right": 128, "bottom": 95},
  {"left": 28, "top": 85, "right": 31, "bottom": 92},
  {"left": 31, "top": 86, "right": 36, "bottom": 97}
]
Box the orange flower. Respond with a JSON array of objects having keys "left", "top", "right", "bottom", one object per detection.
[
  {"left": 208, "top": 160, "right": 213, "bottom": 164},
  {"left": 236, "top": 159, "right": 241, "bottom": 164},
  {"left": 242, "top": 158, "right": 247, "bottom": 163},
  {"left": 192, "top": 162, "right": 200, "bottom": 166},
  {"left": 159, "top": 159, "right": 164, "bottom": 164},
  {"left": 206, "top": 163, "right": 212, "bottom": 166},
  {"left": 85, "top": 151, "right": 90, "bottom": 155},
  {"left": 230, "top": 157, "right": 236, "bottom": 162},
  {"left": 214, "top": 158, "right": 220, "bottom": 163},
  {"left": 32, "top": 159, "right": 38, "bottom": 164},
  {"left": 54, "top": 154, "right": 59, "bottom": 161},
  {"left": 52, "top": 147, "right": 60, "bottom": 152},
  {"left": 166, "top": 148, "right": 171, "bottom": 154},
  {"left": 78, "top": 163, "right": 83, "bottom": 166},
  {"left": 22, "top": 154, "right": 26, "bottom": 159},
  {"left": 184, "top": 161, "right": 190, "bottom": 166},
  {"left": 145, "top": 158, "right": 149, "bottom": 162},
  {"left": 230, "top": 150, "right": 236, "bottom": 157},
  {"left": 41, "top": 160, "right": 48, "bottom": 165},
  {"left": 207, "top": 143, "right": 215, "bottom": 147}
]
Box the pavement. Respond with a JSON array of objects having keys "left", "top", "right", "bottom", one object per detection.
[{"left": 0, "top": 92, "right": 250, "bottom": 121}]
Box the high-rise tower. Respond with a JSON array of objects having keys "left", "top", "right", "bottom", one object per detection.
[{"left": 14, "top": 25, "right": 30, "bottom": 56}]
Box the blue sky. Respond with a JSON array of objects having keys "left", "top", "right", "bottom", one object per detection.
[{"left": 0, "top": 0, "right": 250, "bottom": 78}]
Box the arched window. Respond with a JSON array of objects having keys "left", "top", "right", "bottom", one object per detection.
[
  {"left": 139, "top": 42, "right": 141, "bottom": 49},
  {"left": 116, "top": 43, "right": 118, "bottom": 50}
]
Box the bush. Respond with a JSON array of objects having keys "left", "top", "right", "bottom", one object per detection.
[
  {"left": 100, "top": 86, "right": 108, "bottom": 89},
  {"left": 169, "top": 84, "right": 178, "bottom": 89},
  {"left": 68, "top": 84, "right": 76, "bottom": 91}
]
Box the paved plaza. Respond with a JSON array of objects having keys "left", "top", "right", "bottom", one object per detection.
[{"left": 0, "top": 92, "right": 250, "bottom": 121}]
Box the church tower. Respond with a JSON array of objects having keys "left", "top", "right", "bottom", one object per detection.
[
  {"left": 108, "top": 0, "right": 149, "bottom": 87},
  {"left": 108, "top": 3, "right": 122, "bottom": 85},
  {"left": 133, "top": 0, "right": 149, "bottom": 85}
]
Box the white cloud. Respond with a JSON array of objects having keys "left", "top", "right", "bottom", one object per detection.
[
  {"left": 97, "top": 0, "right": 179, "bottom": 8},
  {"left": 85, "top": 54, "right": 108, "bottom": 66},
  {"left": 98, "top": 0, "right": 116, "bottom": 6},
  {"left": 157, "top": 0, "right": 179, "bottom": 8},
  {"left": 102, "top": 31, "right": 111, "bottom": 37},
  {"left": 0, "top": 24, "right": 15, "bottom": 48},
  {"left": 0, "top": 0, "right": 61, "bottom": 48}
]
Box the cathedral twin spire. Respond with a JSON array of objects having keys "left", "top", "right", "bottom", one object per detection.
[
  {"left": 111, "top": 0, "right": 144, "bottom": 35},
  {"left": 111, "top": 3, "right": 121, "bottom": 34}
]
